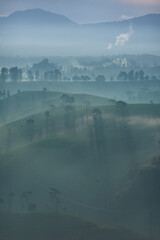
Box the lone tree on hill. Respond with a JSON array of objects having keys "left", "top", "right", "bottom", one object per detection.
[
  {"left": 92, "top": 108, "right": 105, "bottom": 155},
  {"left": 26, "top": 119, "right": 35, "bottom": 141},
  {"left": 116, "top": 101, "right": 128, "bottom": 117},
  {"left": 49, "top": 188, "right": 61, "bottom": 212},
  {"left": 49, "top": 104, "right": 56, "bottom": 134},
  {"left": 45, "top": 110, "right": 50, "bottom": 136},
  {"left": 84, "top": 100, "right": 91, "bottom": 128}
]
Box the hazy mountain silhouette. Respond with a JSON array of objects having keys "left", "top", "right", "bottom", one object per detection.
[
  {"left": 84, "top": 13, "right": 160, "bottom": 27},
  {"left": 0, "top": 8, "right": 77, "bottom": 27},
  {"left": 0, "top": 9, "right": 159, "bottom": 55}
]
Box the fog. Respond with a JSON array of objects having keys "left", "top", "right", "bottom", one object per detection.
[{"left": 0, "top": 7, "right": 160, "bottom": 240}]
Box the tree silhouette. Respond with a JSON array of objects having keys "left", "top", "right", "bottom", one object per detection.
[
  {"left": 60, "top": 94, "right": 76, "bottom": 131},
  {"left": 26, "top": 119, "right": 35, "bottom": 141},
  {"left": 92, "top": 108, "right": 105, "bottom": 155},
  {"left": 72, "top": 75, "right": 80, "bottom": 81},
  {"left": 118, "top": 71, "right": 128, "bottom": 81},
  {"left": 54, "top": 69, "right": 61, "bottom": 81},
  {"left": 128, "top": 70, "right": 134, "bottom": 81},
  {"left": 84, "top": 100, "right": 90, "bottom": 128},
  {"left": 35, "top": 70, "right": 40, "bottom": 81},
  {"left": 81, "top": 75, "right": 90, "bottom": 82},
  {"left": 49, "top": 188, "right": 61, "bottom": 212},
  {"left": 45, "top": 111, "right": 50, "bottom": 136},
  {"left": 49, "top": 104, "right": 56, "bottom": 134},
  {"left": 27, "top": 70, "right": 34, "bottom": 81},
  {"left": 9, "top": 67, "right": 22, "bottom": 82},
  {"left": 96, "top": 75, "right": 106, "bottom": 83},
  {"left": 139, "top": 70, "right": 144, "bottom": 80},
  {"left": 134, "top": 71, "right": 139, "bottom": 81},
  {"left": 1, "top": 67, "right": 8, "bottom": 83},
  {"left": 60, "top": 94, "right": 71, "bottom": 105},
  {"left": 28, "top": 203, "right": 37, "bottom": 213},
  {"left": 116, "top": 101, "right": 127, "bottom": 117},
  {"left": 7, "top": 90, "right": 10, "bottom": 98}
]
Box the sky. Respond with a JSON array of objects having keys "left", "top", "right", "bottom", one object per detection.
[{"left": 0, "top": 0, "right": 160, "bottom": 23}]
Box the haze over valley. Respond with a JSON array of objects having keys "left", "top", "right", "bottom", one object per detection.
[{"left": 0, "top": 2, "right": 160, "bottom": 240}]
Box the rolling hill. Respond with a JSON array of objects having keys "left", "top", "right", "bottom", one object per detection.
[
  {"left": 0, "top": 212, "right": 149, "bottom": 240},
  {"left": 0, "top": 91, "right": 160, "bottom": 237},
  {"left": 113, "top": 156, "right": 160, "bottom": 237},
  {"left": 0, "top": 90, "right": 111, "bottom": 125}
]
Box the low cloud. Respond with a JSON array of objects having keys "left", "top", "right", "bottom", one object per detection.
[
  {"left": 128, "top": 116, "right": 160, "bottom": 128},
  {"left": 107, "top": 25, "right": 133, "bottom": 50},
  {"left": 120, "top": 14, "right": 133, "bottom": 20}
]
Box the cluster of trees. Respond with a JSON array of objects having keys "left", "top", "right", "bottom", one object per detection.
[
  {"left": 0, "top": 58, "right": 108, "bottom": 83},
  {"left": 72, "top": 75, "right": 91, "bottom": 82},
  {"left": 44, "top": 69, "right": 61, "bottom": 81},
  {"left": 0, "top": 67, "right": 22, "bottom": 83},
  {"left": 0, "top": 89, "right": 10, "bottom": 99},
  {"left": 0, "top": 191, "right": 37, "bottom": 213},
  {"left": 118, "top": 70, "right": 159, "bottom": 81},
  {"left": 0, "top": 59, "right": 62, "bottom": 83},
  {"left": 26, "top": 58, "right": 62, "bottom": 82},
  {"left": 70, "top": 75, "right": 106, "bottom": 82},
  {"left": 0, "top": 68, "right": 105, "bottom": 83}
]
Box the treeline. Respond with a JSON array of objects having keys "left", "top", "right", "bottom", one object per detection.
[
  {"left": 118, "top": 69, "right": 159, "bottom": 81},
  {"left": 0, "top": 59, "right": 62, "bottom": 83},
  {"left": 0, "top": 58, "right": 159, "bottom": 83},
  {"left": 0, "top": 67, "right": 23, "bottom": 83}
]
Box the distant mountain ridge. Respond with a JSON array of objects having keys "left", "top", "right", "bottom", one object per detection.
[
  {"left": 0, "top": 9, "right": 159, "bottom": 56},
  {"left": 0, "top": 8, "right": 77, "bottom": 26},
  {"left": 0, "top": 9, "right": 160, "bottom": 26},
  {"left": 83, "top": 13, "right": 160, "bottom": 27}
]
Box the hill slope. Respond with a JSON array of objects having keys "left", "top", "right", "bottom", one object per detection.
[
  {"left": 0, "top": 102, "right": 160, "bottom": 237},
  {"left": 113, "top": 156, "right": 160, "bottom": 237},
  {"left": 0, "top": 90, "right": 111, "bottom": 125},
  {"left": 0, "top": 212, "right": 149, "bottom": 240}
]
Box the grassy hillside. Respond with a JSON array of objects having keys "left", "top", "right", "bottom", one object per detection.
[
  {"left": 0, "top": 102, "right": 160, "bottom": 211},
  {"left": 113, "top": 156, "right": 160, "bottom": 237},
  {"left": 0, "top": 212, "right": 149, "bottom": 240},
  {"left": 0, "top": 90, "right": 111, "bottom": 125},
  {"left": 0, "top": 91, "right": 160, "bottom": 237}
]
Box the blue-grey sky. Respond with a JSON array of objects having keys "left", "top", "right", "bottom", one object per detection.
[{"left": 0, "top": 0, "right": 160, "bottom": 23}]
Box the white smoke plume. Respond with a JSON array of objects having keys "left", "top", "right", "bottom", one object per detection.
[
  {"left": 107, "top": 25, "right": 133, "bottom": 50},
  {"left": 107, "top": 43, "right": 113, "bottom": 50},
  {"left": 115, "top": 25, "right": 133, "bottom": 46}
]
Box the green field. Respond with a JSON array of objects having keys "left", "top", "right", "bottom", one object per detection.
[
  {"left": 0, "top": 212, "right": 150, "bottom": 240},
  {"left": 0, "top": 90, "right": 160, "bottom": 239}
]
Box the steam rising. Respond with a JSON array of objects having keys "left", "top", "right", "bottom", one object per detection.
[
  {"left": 107, "top": 43, "right": 113, "bottom": 50},
  {"left": 115, "top": 25, "right": 133, "bottom": 46},
  {"left": 107, "top": 25, "right": 133, "bottom": 50}
]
